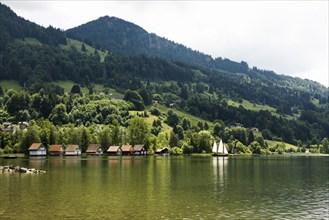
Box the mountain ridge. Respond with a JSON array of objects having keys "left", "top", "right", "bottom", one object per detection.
[
  {"left": 66, "top": 15, "right": 327, "bottom": 93},
  {"left": 66, "top": 16, "right": 251, "bottom": 74}
]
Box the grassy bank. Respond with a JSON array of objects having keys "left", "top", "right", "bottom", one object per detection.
[
  {"left": 0, "top": 80, "right": 23, "bottom": 92},
  {"left": 265, "top": 140, "right": 299, "bottom": 151}
]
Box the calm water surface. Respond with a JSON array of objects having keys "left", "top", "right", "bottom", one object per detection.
[{"left": 1, "top": 155, "right": 328, "bottom": 219}]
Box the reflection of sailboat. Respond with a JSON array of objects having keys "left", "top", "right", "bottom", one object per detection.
[
  {"left": 212, "top": 139, "right": 229, "bottom": 157},
  {"left": 212, "top": 157, "right": 228, "bottom": 188}
]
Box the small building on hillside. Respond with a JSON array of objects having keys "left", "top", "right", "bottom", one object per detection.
[
  {"left": 86, "top": 144, "right": 103, "bottom": 156},
  {"left": 65, "top": 145, "right": 81, "bottom": 156},
  {"left": 250, "top": 127, "right": 259, "bottom": 133},
  {"left": 133, "top": 145, "right": 147, "bottom": 155},
  {"left": 121, "top": 145, "right": 133, "bottom": 155},
  {"left": 107, "top": 146, "right": 122, "bottom": 156},
  {"left": 155, "top": 147, "right": 169, "bottom": 155},
  {"left": 18, "top": 121, "right": 29, "bottom": 130},
  {"left": 49, "top": 144, "right": 64, "bottom": 156},
  {"left": 230, "top": 122, "right": 244, "bottom": 129},
  {"left": 28, "top": 143, "right": 47, "bottom": 156},
  {"left": 0, "top": 122, "right": 13, "bottom": 133}
]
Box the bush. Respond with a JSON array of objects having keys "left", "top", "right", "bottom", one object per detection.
[
  {"left": 275, "top": 143, "right": 286, "bottom": 154},
  {"left": 249, "top": 141, "right": 261, "bottom": 154},
  {"left": 309, "top": 148, "right": 320, "bottom": 153},
  {"left": 273, "top": 137, "right": 283, "bottom": 142},
  {"left": 150, "top": 107, "right": 161, "bottom": 116},
  {"left": 287, "top": 147, "right": 297, "bottom": 153},
  {"left": 235, "top": 141, "right": 251, "bottom": 154},
  {"left": 260, "top": 149, "right": 272, "bottom": 155},
  {"left": 262, "top": 129, "right": 272, "bottom": 140},
  {"left": 170, "top": 147, "right": 183, "bottom": 155},
  {"left": 276, "top": 147, "right": 285, "bottom": 154},
  {"left": 148, "top": 148, "right": 155, "bottom": 155},
  {"left": 182, "top": 145, "right": 194, "bottom": 154},
  {"left": 3, "top": 146, "right": 13, "bottom": 154}
]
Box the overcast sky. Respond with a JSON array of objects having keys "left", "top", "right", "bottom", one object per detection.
[{"left": 3, "top": 1, "right": 329, "bottom": 87}]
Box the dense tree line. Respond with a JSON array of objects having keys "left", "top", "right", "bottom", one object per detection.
[{"left": 1, "top": 101, "right": 328, "bottom": 155}]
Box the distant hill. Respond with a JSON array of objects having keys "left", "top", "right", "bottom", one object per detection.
[
  {"left": 66, "top": 16, "right": 250, "bottom": 74},
  {"left": 66, "top": 16, "right": 327, "bottom": 96}
]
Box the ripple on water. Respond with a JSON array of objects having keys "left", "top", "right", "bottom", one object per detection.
[{"left": 1, "top": 156, "right": 328, "bottom": 219}]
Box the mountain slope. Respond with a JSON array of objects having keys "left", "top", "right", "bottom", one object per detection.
[
  {"left": 66, "top": 16, "right": 249, "bottom": 74},
  {"left": 0, "top": 3, "right": 66, "bottom": 48},
  {"left": 66, "top": 16, "right": 327, "bottom": 96}
]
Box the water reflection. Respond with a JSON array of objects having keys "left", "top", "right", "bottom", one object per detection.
[
  {"left": 48, "top": 157, "right": 64, "bottom": 168},
  {"left": 63, "top": 157, "right": 81, "bottom": 168},
  {"left": 212, "top": 157, "right": 228, "bottom": 189},
  {"left": 28, "top": 156, "right": 47, "bottom": 169},
  {"left": 1, "top": 156, "right": 328, "bottom": 219}
]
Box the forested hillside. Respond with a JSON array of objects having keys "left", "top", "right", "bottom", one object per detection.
[
  {"left": 66, "top": 16, "right": 327, "bottom": 97},
  {"left": 0, "top": 3, "right": 328, "bottom": 155},
  {"left": 0, "top": 4, "right": 66, "bottom": 48}
]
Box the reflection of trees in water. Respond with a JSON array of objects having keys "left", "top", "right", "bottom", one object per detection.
[{"left": 28, "top": 157, "right": 47, "bottom": 169}]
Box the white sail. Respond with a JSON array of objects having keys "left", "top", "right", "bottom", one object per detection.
[
  {"left": 218, "top": 139, "right": 224, "bottom": 154},
  {"left": 223, "top": 143, "right": 229, "bottom": 155},
  {"left": 212, "top": 142, "right": 217, "bottom": 153}
]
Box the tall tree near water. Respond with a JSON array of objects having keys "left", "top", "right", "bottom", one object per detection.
[{"left": 127, "top": 117, "right": 150, "bottom": 146}]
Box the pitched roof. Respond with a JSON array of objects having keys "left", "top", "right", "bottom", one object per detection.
[
  {"left": 156, "top": 147, "right": 169, "bottom": 153},
  {"left": 49, "top": 145, "right": 63, "bottom": 152},
  {"left": 28, "top": 143, "right": 44, "bottom": 151},
  {"left": 86, "top": 144, "right": 102, "bottom": 153},
  {"left": 121, "top": 145, "right": 132, "bottom": 152},
  {"left": 107, "top": 146, "right": 120, "bottom": 152},
  {"left": 65, "top": 145, "right": 80, "bottom": 152},
  {"left": 133, "top": 145, "right": 145, "bottom": 152}
]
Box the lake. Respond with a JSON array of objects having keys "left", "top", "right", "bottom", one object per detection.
[{"left": 1, "top": 155, "right": 328, "bottom": 219}]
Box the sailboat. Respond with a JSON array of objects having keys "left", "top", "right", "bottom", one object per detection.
[{"left": 212, "top": 139, "right": 229, "bottom": 157}]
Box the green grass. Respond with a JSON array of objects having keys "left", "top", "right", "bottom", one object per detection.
[
  {"left": 15, "top": 37, "right": 42, "bottom": 46},
  {"left": 129, "top": 110, "right": 172, "bottom": 133},
  {"left": 61, "top": 38, "right": 108, "bottom": 62},
  {"left": 130, "top": 102, "right": 214, "bottom": 134},
  {"left": 16, "top": 37, "right": 108, "bottom": 62},
  {"left": 52, "top": 80, "right": 79, "bottom": 93},
  {"left": 0, "top": 79, "right": 123, "bottom": 97},
  {"left": 228, "top": 99, "right": 276, "bottom": 112},
  {"left": 106, "top": 88, "right": 123, "bottom": 99},
  {"left": 0, "top": 80, "right": 23, "bottom": 92},
  {"left": 150, "top": 104, "right": 214, "bottom": 130},
  {"left": 227, "top": 99, "right": 300, "bottom": 120},
  {"left": 191, "top": 153, "right": 212, "bottom": 157},
  {"left": 0, "top": 153, "right": 25, "bottom": 158},
  {"left": 266, "top": 140, "right": 299, "bottom": 151},
  {"left": 310, "top": 98, "right": 324, "bottom": 108},
  {"left": 52, "top": 80, "right": 122, "bottom": 96}
]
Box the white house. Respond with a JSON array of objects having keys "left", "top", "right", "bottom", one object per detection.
[
  {"left": 28, "top": 143, "right": 47, "bottom": 156},
  {"left": 65, "top": 145, "right": 81, "bottom": 156}
]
